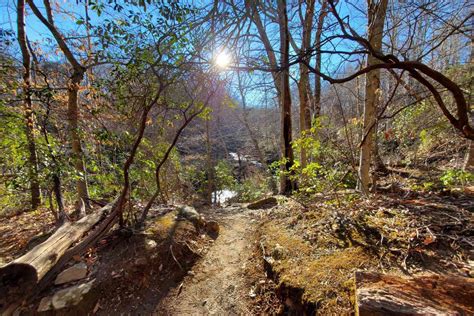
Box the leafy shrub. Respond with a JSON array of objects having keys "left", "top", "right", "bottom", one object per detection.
[{"left": 439, "top": 169, "right": 473, "bottom": 188}]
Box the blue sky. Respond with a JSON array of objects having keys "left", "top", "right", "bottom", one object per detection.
[{"left": 0, "top": 0, "right": 395, "bottom": 110}]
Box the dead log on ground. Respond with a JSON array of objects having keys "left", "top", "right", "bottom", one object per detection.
[
  {"left": 0, "top": 201, "right": 117, "bottom": 314},
  {"left": 247, "top": 196, "right": 278, "bottom": 210},
  {"left": 355, "top": 271, "right": 474, "bottom": 315}
]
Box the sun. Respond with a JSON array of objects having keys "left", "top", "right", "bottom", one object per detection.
[{"left": 215, "top": 51, "right": 231, "bottom": 68}]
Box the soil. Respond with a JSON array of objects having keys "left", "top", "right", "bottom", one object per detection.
[
  {"left": 20, "top": 205, "right": 265, "bottom": 315},
  {"left": 156, "top": 206, "right": 259, "bottom": 315}
]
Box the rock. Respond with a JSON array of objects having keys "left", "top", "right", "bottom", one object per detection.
[
  {"left": 145, "top": 239, "right": 158, "bottom": 250},
  {"left": 205, "top": 220, "right": 220, "bottom": 237},
  {"left": 54, "top": 263, "right": 88, "bottom": 285},
  {"left": 51, "top": 280, "right": 95, "bottom": 310},
  {"left": 247, "top": 197, "right": 278, "bottom": 210},
  {"left": 177, "top": 206, "right": 204, "bottom": 230},
  {"left": 355, "top": 271, "right": 474, "bottom": 315},
  {"left": 37, "top": 296, "right": 53, "bottom": 312},
  {"left": 249, "top": 288, "right": 257, "bottom": 298}
]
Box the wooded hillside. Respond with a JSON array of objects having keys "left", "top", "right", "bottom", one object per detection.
[{"left": 0, "top": 0, "right": 472, "bottom": 314}]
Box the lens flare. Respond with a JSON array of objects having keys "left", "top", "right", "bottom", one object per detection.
[{"left": 215, "top": 51, "right": 231, "bottom": 68}]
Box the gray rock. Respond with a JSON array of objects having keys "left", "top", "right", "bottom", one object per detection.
[
  {"left": 177, "top": 206, "right": 204, "bottom": 230},
  {"left": 145, "top": 239, "right": 158, "bottom": 250},
  {"left": 37, "top": 296, "right": 53, "bottom": 312},
  {"left": 54, "top": 262, "right": 88, "bottom": 285},
  {"left": 51, "top": 280, "right": 95, "bottom": 310}
]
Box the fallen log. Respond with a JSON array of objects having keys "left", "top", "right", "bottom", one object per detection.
[
  {"left": 247, "top": 196, "right": 278, "bottom": 210},
  {"left": 355, "top": 271, "right": 474, "bottom": 315},
  {"left": 0, "top": 201, "right": 117, "bottom": 314}
]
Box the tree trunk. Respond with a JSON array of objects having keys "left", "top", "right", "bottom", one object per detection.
[
  {"left": 206, "top": 119, "right": 214, "bottom": 204},
  {"left": 277, "top": 0, "right": 296, "bottom": 194},
  {"left": 26, "top": 0, "right": 90, "bottom": 208},
  {"left": 52, "top": 173, "right": 67, "bottom": 225},
  {"left": 313, "top": 0, "right": 328, "bottom": 119},
  {"left": 246, "top": 0, "right": 295, "bottom": 194},
  {"left": 68, "top": 71, "right": 90, "bottom": 208},
  {"left": 464, "top": 34, "right": 473, "bottom": 170},
  {"left": 358, "top": 0, "right": 388, "bottom": 194},
  {"left": 297, "top": 0, "right": 315, "bottom": 169},
  {"left": 39, "top": 107, "right": 68, "bottom": 225},
  {"left": 17, "top": 0, "right": 41, "bottom": 210}
]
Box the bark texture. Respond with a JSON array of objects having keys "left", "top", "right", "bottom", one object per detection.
[
  {"left": 68, "top": 71, "right": 89, "bottom": 206},
  {"left": 277, "top": 0, "right": 296, "bottom": 194},
  {"left": 355, "top": 271, "right": 474, "bottom": 315},
  {"left": 246, "top": 0, "right": 296, "bottom": 194},
  {"left": 17, "top": 0, "right": 41, "bottom": 209},
  {"left": 297, "top": 0, "right": 315, "bottom": 168},
  {"left": 358, "top": 0, "right": 388, "bottom": 194}
]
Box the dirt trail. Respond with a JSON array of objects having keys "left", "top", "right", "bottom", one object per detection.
[{"left": 156, "top": 206, "right": 258, "bottom": 315}]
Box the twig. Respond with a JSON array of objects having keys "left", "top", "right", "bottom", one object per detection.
[
  {"left": 170, "top": 244, "right": 184, "bottom": 271},
  {"left": 260, "top": 241, "right": 266, "bottom": 257},
  {"left": 176, "top": 282, "right": 184, "bottom": 296},
  {"left": 181, "top": 241, "right": 202, "bottom": 257}
]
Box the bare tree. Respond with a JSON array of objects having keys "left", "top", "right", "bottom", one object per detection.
[
  {"left": 358, "top": 0, "right": 388, "bottom": 193},
  {"left": 295, "top": 0, "right": 315, "bottom": 168},
  {"left": 313, "top": 0, "right": 328, "bottom": 118},
  {"left": 27, "top": 0, "right": 91, "bottom": 209},
  {"left": 17, "top": 0, "right": 40, "bottom": 209},
  {"left": 244, "top": 0, "right": 296, "bottom": 194}
]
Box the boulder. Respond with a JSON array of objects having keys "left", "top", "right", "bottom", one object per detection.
[
  {"left": 37, "top": 296, "right": 53, "bottom": 312},
  {"left": 247, "top": 197, "right": 278, "bottom": 210},
  {"left": 177, "top": 206, "right": 204, "bottom": 230},
  {"left": 355, "top": 271, "right": 474, "bottom": 315},
  {"left": 38, "top": 280, "right": 96, "bottom": 313},
  {"left": 54, "top": 262, "right": 88, "bottom": 285},
  {"left": 52, "top": 280, "right": 95, "bottom": 310}
]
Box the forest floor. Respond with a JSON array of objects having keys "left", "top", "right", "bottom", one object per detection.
[
  {"left": 1, "top": 172, "right": 473, "bottom": 315},
  {"left": 5, "top": 204, "right": 269, "bottom": 315}
]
